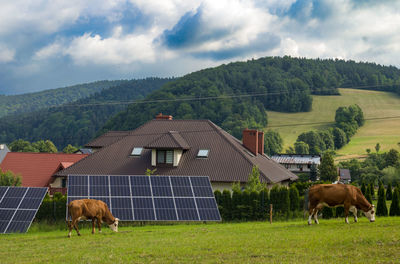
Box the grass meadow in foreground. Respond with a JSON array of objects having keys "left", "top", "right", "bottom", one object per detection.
[{"left": 1, "top": 217, "right": 400, "bottom": 264}]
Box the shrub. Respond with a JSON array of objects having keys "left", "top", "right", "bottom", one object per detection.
[
  {"left": 386, "top": 182, "right": 392, "bottom": 201},
  {"left": 289, "top": 185, "right": 300, "bottom": 211},
  {"left": 220, "top": 190, "right": 232, "bottom": 221},
  {"left": 376, "top": 184, "right": 388, "bottom": 216},
  {"left": 389, "top": 188, "right": 400, "bottom": 216},
  {"left": 322, "top": 206, "right": 334, "bottom": 219}
]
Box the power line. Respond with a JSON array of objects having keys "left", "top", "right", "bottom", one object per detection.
[
  {"left": 266, "top": 115, "right": 400, "bottom": 128},
  {"left": 50, "top": 83, "right": 399, "bottom": 109}
]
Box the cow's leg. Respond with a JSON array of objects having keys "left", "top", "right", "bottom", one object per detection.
[
  {"left": 67, "top": 220, "right": 72, "bottom": 238},
  {"left": 92, "top": 218, "right": 96, "bottom": 234},
  {"left": 97, "top": 218, "right": 102, "bottom": 233},
  {"left": 308, "top": 206, "right": 316, "bottom": 225},
  {"left": 73, "top": 219, "right": 81, "bottom": 236},
  {"left": 313, "top": 208, "right": 319, "bottom": 224},
  {"left": 344, "top": 205, "right": 350, "bottom": 224},
  {"left": 349, "top": 206, "right": 358, "bottom": 222}
]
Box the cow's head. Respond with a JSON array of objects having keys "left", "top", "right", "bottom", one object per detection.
[
  {"left": 109, "top": 218, "right": 119, "bottom": 232},
  {"left": 363, "top": 205, "right": 375, "bottom": 222}
]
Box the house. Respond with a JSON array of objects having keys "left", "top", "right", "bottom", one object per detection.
[
  {"left": 56, "top": 114, "right": 298, "bottom": 191},
  {"left": 0, "top": 152, "right": 88, "bottom": 194},
  {"left": 0, "top": 144, "right": 10, "bottom": 163},
  {"left": 270, "top": 154, "right": 320, "bottom": 174},
  {"left": 339, "top": 168, "right": 351, "bottom": 184}
]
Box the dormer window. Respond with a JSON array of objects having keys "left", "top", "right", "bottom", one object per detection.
[
  {"left": 197, "top": 149, "right": 209, "bottom": 158},
  {"left": 131, "top": 147, "right": 143, "bottom": 156},
  {"left": 157, "top": 150, "right": 174, "bottom": 164}
]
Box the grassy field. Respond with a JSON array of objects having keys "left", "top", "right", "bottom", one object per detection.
[
  {"left": 1, "top": 217, "right": 400, "bottom": 263},
  {"left": 267, "top": 88, "right": 400, "bottom": 160}
]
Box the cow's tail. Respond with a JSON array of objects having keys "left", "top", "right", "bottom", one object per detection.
[
  {"left": 66, "top": 204, "right": 71, "bottom": 229},
  {"left": 304, "top": 188, "right": 310, "bottom": 211}
]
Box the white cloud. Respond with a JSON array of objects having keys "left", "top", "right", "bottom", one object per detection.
[
  {"left": 65, "top": 31, "right": 157, "bottom": 65},
  {"left": 2, "top": 0, "right": 400, "bottom": 93},
  {"left": 0, "top": 44, "right": 15, "bottom": 63}
]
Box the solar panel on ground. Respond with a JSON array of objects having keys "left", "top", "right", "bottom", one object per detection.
[
  {"left": 0, "top": 186, "right": 47, "bottom": 234},
  {"left": 67, "top": 175, "right": 221, "bottom": 222}
]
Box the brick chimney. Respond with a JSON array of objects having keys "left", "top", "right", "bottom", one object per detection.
[
  {"left": 257, "top": 131, "right": 264, "bottom": 155},
  {"left": 242, "top": 129, "right": 258, "bottom": 156},
  {"left": 155, "top": 113, "right": 173, "bottom": 120}
]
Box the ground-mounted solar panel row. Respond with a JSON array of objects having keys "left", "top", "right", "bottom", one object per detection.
[
  {"left": 0, "top": 186, "right": 48, "bottom": 234},
  {"left": 67, "top": 175, "right": 221, "bottom": 222}
]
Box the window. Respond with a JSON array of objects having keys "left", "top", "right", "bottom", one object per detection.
[
  {"left": 62, "top": 178, "right": 67, "bottom": 188},
  {"left": 197, "top": 149, "right": 209, "bottom": 158},
  {"left": 157, "top": 150, "right": 173, "bottom": 164},
  {"left": 131, "top": 147, "right": 143, "bottom": 156}
]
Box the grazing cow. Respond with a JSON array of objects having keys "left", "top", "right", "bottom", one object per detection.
[
  {"left": 67, "top": 199, "right": 119, "bottom": 237},
  {"left": 307, "top": 184, "right": 375, "bottom": 224}
]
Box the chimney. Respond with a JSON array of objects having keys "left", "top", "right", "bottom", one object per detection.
[
  {"left": 242, "top": 129, "right": 258, "bottom": 156},
  {"left": 155, "top": 113, "right": 173, "bottom": 120},
  {"left": 257, "top": 131, "right": 264, "bottom": 155}
]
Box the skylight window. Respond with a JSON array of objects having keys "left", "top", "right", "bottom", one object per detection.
[
  {"left": 131, "top": 147, "right": 143, "bottom": 156},
  {"left": 197, "top": 149, "right": 209, "bottom": 158}
]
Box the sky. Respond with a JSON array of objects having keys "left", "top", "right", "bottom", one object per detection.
[{"left": 1, "top": 0, "right": 400, "bottom": 94}]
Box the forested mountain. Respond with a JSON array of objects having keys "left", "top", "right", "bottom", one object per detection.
[
  {"left": 102, "top": 57, "right": 400, "bottom": 139},
  {"left": 0, "top": 80, "right": 127, "bottom": 118},
  {"left": 0, "top": 78, "right": 170, "bottom": 148}
]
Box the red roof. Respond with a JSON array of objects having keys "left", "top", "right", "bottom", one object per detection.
[{"left": 0, "top": 152, "right": 88, "bottom": 187}]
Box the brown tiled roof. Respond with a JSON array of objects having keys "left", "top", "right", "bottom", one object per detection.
[
  {"left": 84, "top": 131, "right": 130, "bottom": 148},
  {"left": 145, "top": 131, "right": 190, "bottom": 150},
  {"left": 0, "top": 152, "right": 88, "bottom": 187},
  {"left": 57, "top": 119, "right": 297, "bottom": 184}
]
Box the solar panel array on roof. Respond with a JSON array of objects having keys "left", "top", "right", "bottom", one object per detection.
[
  {"left": 67, "top": 175, "right": 221, "bottom": 221},
  {"left": 0, "top": 186, "right": 47, "bottom": 234}
]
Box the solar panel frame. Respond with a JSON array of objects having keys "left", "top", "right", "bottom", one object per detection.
[
  {"left": 0, "top": 186, "right": 47, "bottom": 234},
  {"left": 67, "top": 175, "right": 221, "bottom": 222}
]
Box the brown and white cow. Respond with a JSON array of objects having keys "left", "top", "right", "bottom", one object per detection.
[
  {"left": 307, "top": 184, "right": 375, "bottom": 224},
  {"left": 67, "top": 199, "right": 119, "bottom": 237}
]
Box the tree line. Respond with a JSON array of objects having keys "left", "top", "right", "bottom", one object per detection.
[{"left": 0, "top": 78, "right": 169, "bottom": 149}]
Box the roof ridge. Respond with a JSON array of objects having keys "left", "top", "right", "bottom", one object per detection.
[
  {"left": 6, "top": 152, "right": 88, "bottom": 156},
  {"left": 205, "top": 120, "right": 269, "bottom": 183}
]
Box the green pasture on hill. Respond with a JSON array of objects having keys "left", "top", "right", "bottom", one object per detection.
[
  {"left": 1, "top": 217, "right": 400, "bottom": 263},
  {"left": 267, "top": 88, "right": 400, "bottom": 160}
]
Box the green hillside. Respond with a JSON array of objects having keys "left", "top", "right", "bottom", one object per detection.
[
  {"left": 0, "top": 80, "right": 127, "bottom": 118},
  {"left": 267, "top": 88, "right": 400, "bottom": 159},
  {"left": 102, "top": 57, "right": 400, "bottom": 139},
  {"left": 0, "top": 78, "right": 170, "bottom": 149}
]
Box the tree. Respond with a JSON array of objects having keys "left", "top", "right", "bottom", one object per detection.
[
  {"left": 319, "top": 152, "right": 337, "bottom": 182},
  {"left": 0, "top": 169, "right": 22, "bottom": 186},
  {"left": 309, "top": 164, "right": 318, "bottom": 182},
  {"left": 245, "top": 166, "right": 265, "bottom": 192},
  {"left": 386, "top": 182, "right": 393, "bottom": 201},
  {"left": 294, "top": 141, "right": 309, "bottom": 154},
  {"left": 63, "top": 144, "right": 79, "bottom": 154},
  {"left": 332, "top": 127, "right": 347, "bottom": 149},
  {"left": 361, "top": 182, "right": 366, "bottom": 195},
  {"left": 389, "top": 187, "right": 400, "bottom": 216},
  {"left": 385, "top": 149, "right": 400, "bottom": 167},
  {"left": 9, "top": 139, "right": 36, "bottom": 152},
  {"left": 376, "top": 184, "right": 388, "bottom": 216},
  {"left": 32, "top": 140, "right": 58, "bottom": 153},
  {"left": 297, "top": 131, "right": 325, "bottom": 155},
  {"left": 375, "top": 143, "right": 381, "bottom": 153},
  {"left": 264, "top": 130, "right": 283, "bottom": 156}
]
